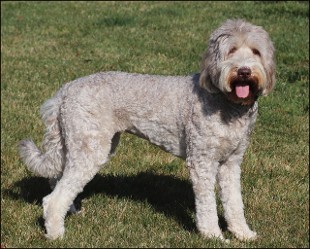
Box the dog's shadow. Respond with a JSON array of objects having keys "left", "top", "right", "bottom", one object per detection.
[{"left": 3, "top": 170, "right": 227, "bottom": 232}]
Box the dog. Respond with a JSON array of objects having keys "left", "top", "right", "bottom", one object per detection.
[{"left": 19, "top": 19, "right": 275, "bottom": 241}]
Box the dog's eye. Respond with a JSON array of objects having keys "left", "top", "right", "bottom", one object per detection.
[
  {"left": 228, "top": 47, "right": 237, "bottom": 55},
  {"left": 252, "top": 48, "right": 261, "bottom": 56}
]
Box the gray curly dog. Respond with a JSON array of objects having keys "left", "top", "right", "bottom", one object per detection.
[{"left": 19, "top": 19, "right": 275, "bottom": 241}]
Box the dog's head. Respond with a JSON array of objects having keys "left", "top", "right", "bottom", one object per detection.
[{"left": 200, "top": 19, "right": 275, "bottom": 105}]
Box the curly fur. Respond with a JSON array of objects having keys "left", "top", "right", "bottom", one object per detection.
[{"left": 19, "top": 19, "right": 275, "bottom": 241}]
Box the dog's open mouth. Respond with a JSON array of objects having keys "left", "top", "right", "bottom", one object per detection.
[
  {"left": 232, "top": 79, "right": 256, "bottom": 98},
  {"left": 227, "top": 78, "right": 259, "bottom": 105},
  {"left": 235, "top": 83, "right": 250, "bottom": 99}
]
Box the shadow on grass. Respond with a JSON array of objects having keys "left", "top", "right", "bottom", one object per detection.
[{"left": 3, "top": 170, "right": 227, "bottom": 233}]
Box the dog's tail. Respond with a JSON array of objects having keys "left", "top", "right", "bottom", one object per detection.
[{"left": 19, "top": 90, "right": 66, "bottom": 178}]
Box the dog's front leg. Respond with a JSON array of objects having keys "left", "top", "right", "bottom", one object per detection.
[
  {"left": 187, "top": 154, "right": 224, "bottom": 241},
  {"left": 217, "top": 153, "right": 257, "bottom": 241}
]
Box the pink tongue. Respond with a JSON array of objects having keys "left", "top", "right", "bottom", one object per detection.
[{"left": 235, "top": 85, "right": 250, "bottom": 98}]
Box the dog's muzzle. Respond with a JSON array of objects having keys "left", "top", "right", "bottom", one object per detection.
[{"left": 227, "top": 66, "right": 260, "bottom": 105}]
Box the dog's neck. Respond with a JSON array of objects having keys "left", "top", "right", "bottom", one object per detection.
[{"left": 199, "top": 89, "right": 258, "bottom": 123}]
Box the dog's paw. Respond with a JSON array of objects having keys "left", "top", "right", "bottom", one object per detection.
[
  {"left": 201, "top": 229, "right": 229, "bottom": 243},
  {"left": 233, "top": 229, "right": 257, "bottom": 241},
  {"left": 45, "top": 230, "right": 64, "bottom": 240},
  {"left": 44, "top": 224, "right": 65, "bottom": 240}
]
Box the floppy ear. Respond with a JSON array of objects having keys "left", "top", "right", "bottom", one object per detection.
[
  {"left": 261, "top": 41, "right": 276, "bottom": 96},
  {"left": 199, "top": 50, "right": 220, "bottom": 93},
  {"left": 261, "top": 68, "right": 276, "bottom": 96}
]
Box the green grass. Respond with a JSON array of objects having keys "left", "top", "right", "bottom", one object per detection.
[{"left": 1, "top": 1, "right": 309, "bottom": 248}]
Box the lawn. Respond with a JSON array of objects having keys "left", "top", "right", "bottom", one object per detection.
[{"left": 1, "top": 1, "right": 309, "bottom": 248}]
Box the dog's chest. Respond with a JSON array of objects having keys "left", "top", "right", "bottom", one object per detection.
[
  {"left": 215, "top": 121, "right": 249, "bottom": 159},
  {"left": 190, "top": 104, "right": 257, "bottom": 161}
]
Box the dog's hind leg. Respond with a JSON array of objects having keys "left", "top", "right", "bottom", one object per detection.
[
  {"left": 42, "top": 128, "right": 115, "bottom": 240},
  {"left": 45, "top": 131, "right": 120, "bottom": 218},
  {"left": 48, "top": 176, "right": 81, "bottom": 214}
]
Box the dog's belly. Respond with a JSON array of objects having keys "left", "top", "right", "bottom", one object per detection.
[{"left": 126, "top": 120, "right": 187, "bottom": 159}]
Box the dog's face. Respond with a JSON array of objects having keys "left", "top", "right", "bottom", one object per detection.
[{"left": 200, "top": 19, "right": 275, "bottom": 105}]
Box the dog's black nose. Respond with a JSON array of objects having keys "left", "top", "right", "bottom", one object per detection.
[{"left": 237, "top": 67, "right": 251, "bottom": 78}]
